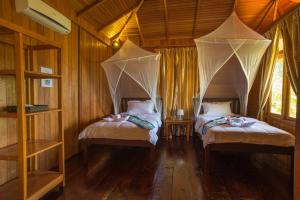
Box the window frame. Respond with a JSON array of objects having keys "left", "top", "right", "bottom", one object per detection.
[
  {"left": 268, "top": 49, "right": 296, "bottom": 121},
  {"left": 287, "top": 84, "right": 297, "bottom": 120}
]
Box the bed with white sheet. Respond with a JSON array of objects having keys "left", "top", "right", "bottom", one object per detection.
[
  {"left": 193, "top": 98, "right": 295, "bottom": 178},
  {"left": 79, "top": 112, "right": 161, "bottom": 145},
  {"left": 195, "top": 115, "right": 295, "bottom": 148},
  {"left": 80, "top": 98, "right": 162, "bottom": 163}
]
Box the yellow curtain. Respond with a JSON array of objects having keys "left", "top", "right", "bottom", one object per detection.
[
  {"left": 156, "top": 47, "right": 199, "bottom": 119},
  {"left": 257, "top": 26, "right": 280, "bottom": 120},
  {"left": 279, "top": 9, "right": 300, "bottom": 95}
]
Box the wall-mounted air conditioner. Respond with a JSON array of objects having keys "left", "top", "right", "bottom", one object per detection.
[{"left": 15, "top": 0, "right": 71, "bottom": 34}]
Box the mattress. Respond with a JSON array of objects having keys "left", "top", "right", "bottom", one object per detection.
[
  {"left": 78, "top": 113, "right": 162, "bottom": 145},
  {"left": 195, "top": 115, "right": 295, "bottom": 148}
]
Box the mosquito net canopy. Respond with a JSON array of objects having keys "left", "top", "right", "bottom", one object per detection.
[
  {"left": 194, "top": 11, "right": 271, "bottom": 115},
  {"left": 102, "top": 40, "right": 161, "bottom": 114}
]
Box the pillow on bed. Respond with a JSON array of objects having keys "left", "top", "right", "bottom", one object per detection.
[
  {"left": 205, "top": 102, "right": 232, "bottom": 116},
  {"left": 127, "top": 100, "right": 154, "bottom": 114}
]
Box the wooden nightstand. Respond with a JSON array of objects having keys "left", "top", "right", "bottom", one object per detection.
[{"left": 164, "top": 118, "right": 193, "bottom": 141}]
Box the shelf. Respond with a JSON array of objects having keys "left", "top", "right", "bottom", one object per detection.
[
  {"left": 0, "top": 171, "right": 63, "bottom": 200},
  {"left": 25, "top": 71, "right": 61, "bottom": 79},
  {"left": 0, "top": 140, "right": 62, "bottom": 161},
  {"left": 0, "top": 108, "right": 62, "bottom": 118},
  {"left": 26, "top": 108, "right": 62, "bottom": 116},
  {"left": 0, "top": 69, "right": 61, "bottom": 79}
]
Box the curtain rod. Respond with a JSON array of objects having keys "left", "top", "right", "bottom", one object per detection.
[{"left": 264, "top": 4, "right": 300, "bottom": 33}]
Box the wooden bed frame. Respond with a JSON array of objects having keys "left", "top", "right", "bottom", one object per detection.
[
  {"left": 194, "top": 98, "right": 294, "bottom": 187},
  {"left": 82, "top": 97, "right": 162, "bottom": 164}
]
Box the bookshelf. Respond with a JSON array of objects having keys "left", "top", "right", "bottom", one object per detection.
[{"left": 0, "top": 19, "right": 64, "bottom": 200}]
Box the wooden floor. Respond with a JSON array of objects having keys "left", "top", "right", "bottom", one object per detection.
[{"left": 44, "top": 137, "right": 292, "bottom": 200}]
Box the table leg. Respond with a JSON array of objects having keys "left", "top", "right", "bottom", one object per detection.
[
  {"left": 164, "top": 123, "right": 169, "bottom": 141},
  {"left": 186, "top": 124, "right": 190, "bottom": 141}
]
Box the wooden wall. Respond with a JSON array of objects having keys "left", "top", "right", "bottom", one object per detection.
[
  {"left": 0, "top": 0, "right": 112, "bottom": 185},
  {"left": 79, "top": 29, "right": 112, "bottom": 131}
]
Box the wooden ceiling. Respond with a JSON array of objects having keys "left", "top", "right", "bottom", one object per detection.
[{"left": 66, "top": 0, "right": 300, "bottom": 47}]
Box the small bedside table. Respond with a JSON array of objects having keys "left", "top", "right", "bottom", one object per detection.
[{"left": 164, "top": 118, "right": 193, "bottom": 141}]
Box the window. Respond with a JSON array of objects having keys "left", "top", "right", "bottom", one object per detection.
[
  {"left": 289, "top": 85, "right": 297, "bottom": 118},
  {"left": 270, "top": 57, "right": 283, "bottom": 115},
  {"left": 269, "top": 37, "right": 297, "bottom": 119}
]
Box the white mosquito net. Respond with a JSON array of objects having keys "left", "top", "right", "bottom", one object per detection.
[
  {"left": 194, "top": 11, "right": 271, "bottom": 115},
  {"left": 102, "top": 40, "right": 161, "bottom": 114}
]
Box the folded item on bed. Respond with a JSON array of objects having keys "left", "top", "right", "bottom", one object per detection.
[
  {"left": 127, "top": 115, "right": 155, "bottom": 130},
  {"left": 103, "top": 115, "right": 129, "bottom": 122},
  {"left": 202, "top": 117, "right": 227, "bottom": 136},
  {"left": 202, "top": 116, "right": 256, "bottom": 135},
  {"left": 229, "top": 117, "right": 256, "bottom": 127}
]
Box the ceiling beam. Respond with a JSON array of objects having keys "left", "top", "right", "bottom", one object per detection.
[
  {"left": 111, "top": 12, "right": 135, "bottom": 41},
  {"left": 233, "top": 0, "right": 237, "bottom": 11},
  {"left": 273, "top": 0, "right": 279, "bottom": 21},
  {"left": 263, "top": 3, "right": 300, "bottom": 32},
  {"left": 163, "top": 0, "right": 169, "bottom": 40},
  {"left": 97, "top": 0, "right": 143, "bottom": 32},
  {"left": 135, "top": 13, "right": 145, "bottom": 44},
  {"left": 77, "top": 0, "right": 106, "bottom": 17},
  {"left": 111, "top": 0, "right": 144, "bottom": 41},
  {"left": 192, "top": 0, "right": 200, "bottom": 37},
  {"left": 256, "top": 0, "right": 276, "bottom": 31}
]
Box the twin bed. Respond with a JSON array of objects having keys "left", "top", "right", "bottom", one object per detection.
[
  {"left": 193, "top": 98, "right": 295, "bottom": 185},
  {"left": 79, "top": 98, "right": 162, "bottom": 163}
]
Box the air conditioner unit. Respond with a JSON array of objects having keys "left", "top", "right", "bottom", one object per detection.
[{"left": 15, "top": 0, "right": 71, "bottom": 34}]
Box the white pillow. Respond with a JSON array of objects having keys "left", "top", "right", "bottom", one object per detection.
[
  {"left": 127, "top": 100, "right": 154, "bottom": 114},
  {"left": 205, "top": 102, "right": 232, "bottom": 116}
]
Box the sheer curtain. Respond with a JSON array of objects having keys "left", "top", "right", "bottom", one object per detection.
[
  {"left": 279, "top": 9, "right": 300, "bottom": 95},
  {"left": 278, "top": 8, "right": 300, "bottom": 197},
  {"left": 257, "top": 26, "right": 280, "bottom": 120},
  {"left": 156, "top": 47, "right": 199, "bottom": 119}
]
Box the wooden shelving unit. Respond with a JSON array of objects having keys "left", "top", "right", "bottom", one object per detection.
[
  {"left": 0, "top": 140, "right": 62, "bottom": 161},
  {"left": 0, "top": 108, "right": 62, "bottom": 118},
  {"left": 0, "top": 19, "right": 64, "bottom": 200},
  {"left": 0, "top": 171, "right": 63, "bottom": 200}
]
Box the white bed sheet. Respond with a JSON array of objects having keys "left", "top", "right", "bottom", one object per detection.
[
  {"left": 78, "top": 113, "right": 162, "bottom": 145},
  {"left": 195, "top": 115, "right": 295, "bottom": 148}
]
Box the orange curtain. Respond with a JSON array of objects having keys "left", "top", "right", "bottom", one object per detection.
[
  {"left": 156, "top": 47, "right": 199, "bottom": 119},
  {"left": 257, "top": 26, "right": 280, "bottom": 119}
]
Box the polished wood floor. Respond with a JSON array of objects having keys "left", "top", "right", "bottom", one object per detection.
[{"left": 44, "top": 137, "right": 292, "bottom": 200}]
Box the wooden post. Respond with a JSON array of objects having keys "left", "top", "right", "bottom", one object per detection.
[
  {"left": 29, "top": 48, "right": 38, "bottom": 171},
  {"left": 57, "top": 47, "right": 65, "bottom": 186},
  {"left": 15, "top": 32, "right": 27, "bottom": 200}
]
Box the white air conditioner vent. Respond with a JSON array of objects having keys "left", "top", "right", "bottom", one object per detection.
[{"left": 15, "top": 0, "right": 71, "bottom": 34}]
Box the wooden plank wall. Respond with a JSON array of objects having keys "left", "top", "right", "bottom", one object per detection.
[
  {"left": 0, "top": 1, "right": 112, "bottom": 185},
  {"left": 78, "top": 29, "right": 113, "bottom": 131}
]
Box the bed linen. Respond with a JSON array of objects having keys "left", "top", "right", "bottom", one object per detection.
[
  {"left": 78, "top": 113, "right": 162, "bottom": 145},
  {"left": 195, "top": 115, "right": 295, "bottom": 148}
]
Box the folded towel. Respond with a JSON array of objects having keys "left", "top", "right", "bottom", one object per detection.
[
  {"left": 228, "top": 118, "right": 256, "bottom": 127},
  {"left": 103, "top": 116, "right": 129, "bottom": 122}
]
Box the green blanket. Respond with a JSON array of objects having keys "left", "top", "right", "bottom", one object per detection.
[{"left": 127, "top": 115, "right": 155, "bottom": 130}]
